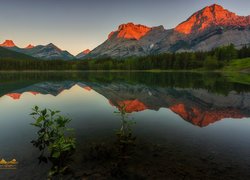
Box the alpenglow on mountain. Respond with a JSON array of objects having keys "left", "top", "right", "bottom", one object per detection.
[
  {"left": 87, "top": 4, "right": 250, "bottom": 58},
  {"left": 76, "top": 49, "right": 91, "bottom": 59}
]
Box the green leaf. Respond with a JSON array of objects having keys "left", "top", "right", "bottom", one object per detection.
[
  {"left": 30, "top": 123, "right": 42, "bottom": 127},
  {"left": 41, "top": 109, "right": 47, "bottom": 116},
  {"left": 36, "top": 116, "right": 44, "bottom": 124},
  {"left": 52, "top": 151, "right": 61, "bottom": 158}
]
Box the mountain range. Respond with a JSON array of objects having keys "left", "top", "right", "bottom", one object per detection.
[
  {"left": 0, "top": 40, "right": 75, "bottom": 60},
  {"left": 1, "top": 4, "right": 250, "bottom": 60}
]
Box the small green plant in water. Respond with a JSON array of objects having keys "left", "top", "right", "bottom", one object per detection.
[
  {"left": 114, "top": 105, "right": 136, "bottom": 153},
  {"left": 30, "top": 106, "right": 76, "bottom": 177}
]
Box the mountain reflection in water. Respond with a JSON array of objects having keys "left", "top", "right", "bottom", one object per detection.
[
  {"left": 1, "top": 72, "right": 249, "bottom": 127},
  {"left": 0, "top": 72, "right": 250, "bottom": 179}
]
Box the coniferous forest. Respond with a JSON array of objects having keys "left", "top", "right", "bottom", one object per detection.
[{"left": 0, "top": 44, "right": 250, "bottom": 71}]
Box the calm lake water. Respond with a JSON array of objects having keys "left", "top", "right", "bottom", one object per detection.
[{"left": 0, "top": 72, "right": 250, "bottom": 179}]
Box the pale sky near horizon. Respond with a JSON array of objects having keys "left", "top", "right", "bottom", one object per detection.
[{"left": 0, "top": 0, "right": 250, "bottom": 55}]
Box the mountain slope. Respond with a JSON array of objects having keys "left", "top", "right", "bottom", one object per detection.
[{"left": 0, "top": 46, "right": 37, "bottom": 60}]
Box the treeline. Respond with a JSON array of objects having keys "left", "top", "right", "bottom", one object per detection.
[{"left": 0, "top": 44, "right": 250, "bottom": 70}]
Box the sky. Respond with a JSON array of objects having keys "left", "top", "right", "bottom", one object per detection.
[{"left": 0, "top": 0, "right": 250, "bottom": 55}]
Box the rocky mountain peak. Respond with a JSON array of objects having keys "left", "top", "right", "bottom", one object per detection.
[
  {"left": 175, "top": 4, "right": 250, "bottom": 34},
  {"left": 0, "top": 40, "right": 16, "bottom": 47},
  {"left": 46, "top": 43, "right": 62, "bottom": 51},
  {"left": 76, "top": 49, "right": 91, "bottom": 59},
  {"left": 25, "top": 44, "right": 35, "bottom": 49},
  {"left": 108, "top": 22, "right": 152, "bottom": 40},
  {"left": 82, "top": 49, "right": 91, "bottom": 54}
]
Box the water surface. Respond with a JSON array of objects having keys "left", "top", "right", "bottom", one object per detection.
[{"left": 0, "top": 72, "right": 250, "bottom": 179}]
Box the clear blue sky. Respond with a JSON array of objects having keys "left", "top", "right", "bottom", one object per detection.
[{"left": 0, "top": 0, "right": 249, "bottom": 55}]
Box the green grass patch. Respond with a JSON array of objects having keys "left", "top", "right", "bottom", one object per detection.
[{"left": 223, "top": 58, "right": 250, "bottom": 72}]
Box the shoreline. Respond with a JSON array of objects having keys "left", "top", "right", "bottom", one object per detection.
[{"left": 0, "top": 69, "right": 249, "bottom": 73}]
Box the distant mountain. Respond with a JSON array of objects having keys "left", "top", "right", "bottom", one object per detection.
[
  {"left": 25, "top": 44, "right": 35, "bottom": 49},
  {"left": 0, "top": 40, "right": 75, "bottom": 60},
  {"left": 87, "top": 4, "right": 250, "bottom": 58},
  {"left": 0, "top": 40, "right": 16, "bottom": 47},
  {"left": 76, "top": 49, "right": 91, "bottom": 59},
  {"left": 22, "top": 43, "right": 75, "bottom": 60}
]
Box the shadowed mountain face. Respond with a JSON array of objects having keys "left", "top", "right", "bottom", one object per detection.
[
  {"left": 0, "top": 46, "right": 38, "bottom": 60},
  {"left": 88, "top": 4, "right": 250, "bottom": 58},
  {"left": 21, "top": 43, "right": 75, "bottom": 60},
  {"left": 1, "top": 72, "right": 249, "bottom": 127}
]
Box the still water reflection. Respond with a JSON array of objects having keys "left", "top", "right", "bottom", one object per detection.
[{"left": 0, "top": 72, "right": 250, "bottom": 179}]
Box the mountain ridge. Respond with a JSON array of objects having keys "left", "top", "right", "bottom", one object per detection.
[{"left": 87, "top": 4, "right": 250, "bottom": 58}]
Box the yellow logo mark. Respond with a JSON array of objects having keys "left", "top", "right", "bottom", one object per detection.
[{"left": 0, "top": 158, "right": 18, "bottom": 169}]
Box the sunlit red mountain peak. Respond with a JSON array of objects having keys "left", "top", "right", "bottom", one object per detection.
[
  {"left": 0, "top": 40, "right": 16, "bottom": 47},
  {"left": 76, "top": 49, "right": 91, "bottom": 59},
  {"left": 108, "top": 22, "right": 152, "bottom": 40},
  {"left": 175, "top": 4, "right": 250, "bottom": 35},
  {"left": 82, "top": 49, "right": 91, "bottom": 54},
  {"left": 25, "top": 44, "right": 35, "bottom": 49}
]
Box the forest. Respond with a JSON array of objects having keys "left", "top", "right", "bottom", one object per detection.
[{"left": 0, "top": 44, "right": 250, "bottom": 71}]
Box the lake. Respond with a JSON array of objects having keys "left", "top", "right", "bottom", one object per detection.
[{"left": 0, "top": 72, "right": 250, "bottom": 179}]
